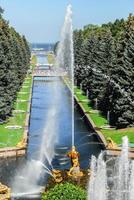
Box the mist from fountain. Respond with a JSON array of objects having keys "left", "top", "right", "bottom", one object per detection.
[
  {"left": 88, "top": 136, "right": 134, "bottom": 200},
  {"left": 11, "top": 81, "right": 60, "bottom": 197}
]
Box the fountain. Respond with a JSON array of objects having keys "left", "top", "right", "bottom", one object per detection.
[
  {"left": 94, "top": 98, "right": 98, "bottom": 110},
  {"left": 56, "top": 4, "right": 74, "bottom": 147},
  {"left": 55, "top": 5, "right": 84, "bottom": 177},
  {"left": 75, "top": 79, "right": 77, "bottom": 86},
  {"left": 88, "top": 136, "right": 134, "bottom": 200},
  {"left": 80, "top": 83, "right": 83, "bottom": 91},
  {"left": 11, "top": 82, "right": 60, "bottom": 197},
  {"left": 107, "top": 111, "right": 110, "bottom": 124},
  {"left": 11, "top": 4, "right": 77, "bottom": 198},
  {"left": 86, "top": 89, "right": 89, "bottom": 98}
]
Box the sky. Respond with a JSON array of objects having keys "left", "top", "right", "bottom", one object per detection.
[{"left": 0, "top": 0, "right": 134, "bottom": 43}]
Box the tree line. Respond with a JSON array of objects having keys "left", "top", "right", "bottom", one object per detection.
[
  {"left": 0, "top": 8, "right": 31, "bottom": 121},
  {"left": 74, "top": 14, "right": 134, "bottom": 128}
]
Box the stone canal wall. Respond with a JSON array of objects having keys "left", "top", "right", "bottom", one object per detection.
[
  {"left": 0, "top": 147, "right": 26, "bottom": 158},
  {"left": 74, "top": 95, "right": 107, "bottom": 149},
  {"left": 62, "top": 77, "right": 107, "bottom": 149}
]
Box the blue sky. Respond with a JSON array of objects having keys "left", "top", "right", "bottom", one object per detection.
[{"left": 0, "top": 0, "right": 134, "bottom": 43}]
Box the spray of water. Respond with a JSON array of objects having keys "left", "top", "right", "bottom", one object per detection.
[
  {"left": 129, "top": 161, "right": 134, "bottom": 200},
  {"left": 88, "top": 155, "right": 97, "bottom": 200},
  {"left": 11, "top": 68, "right": 60, "bottom": 197},
  {"left": 56, "top": 4, "right": 74, "bottom": 146},
  {"left": 113, "top": 136, "right": 130, "bottom": 200},
  {"left": 88, "top": 153, "right": 107, "bottom": 200},
  {"left": 87, "top": 136, "right": 134, "bottom": 200}
]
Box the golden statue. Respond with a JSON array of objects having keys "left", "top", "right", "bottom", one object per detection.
[
  {"left": 52, "top": 169, "right": 63, "bottom": 183},
  {"left": 107, "top": 137, "right": 118, "bottom": 149},
  {"left": 0, "top": 182, "right": 11, "bottom": 200},
  {"left": 16, "top": 137, "right": 27, "bottom": 148},
  {"left": 67, "top": 146, "right": 83, "bottom": 178}
]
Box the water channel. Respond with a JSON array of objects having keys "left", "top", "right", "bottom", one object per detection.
[{"left": 0, "top": 55, "right": 103, "bottom": 199}]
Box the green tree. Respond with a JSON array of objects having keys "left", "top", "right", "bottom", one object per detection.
[{"left": 0, "top": 9, "right": 30, "bottom": 121}]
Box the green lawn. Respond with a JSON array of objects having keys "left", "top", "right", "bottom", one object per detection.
[
  {"left": 75, "top": 87, "right": 108, "bottom": 127},
  {"left": 74, "top": 87, "right": 134, "bottom": 145},
  {"left": 102, "top": 128, "right": 134, "bottom": 145},
  {"left": 0, "top": 75, "right": 33, "bottom": 148},
  {"left": 0, "top": 54, "right": 37, "bottom": 148}
]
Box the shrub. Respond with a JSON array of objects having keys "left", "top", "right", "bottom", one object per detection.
[{"left": 42, "top": 182, "right": 86, "bottom": 200}]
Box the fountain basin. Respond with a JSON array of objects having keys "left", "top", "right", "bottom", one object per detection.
[
  {"left": 14, "top": 110, "right": 26, "bottom": 113},
  {"left": 16, "top": 100, "right": 30, "bottom": 102},
  {"left": 100, "top": 125, "right": 115, "bottom": 130},
  {"left": 11, "top": 189, "right": 44, "bottom": 199},
  {"left": 23, "top": 81, "right": 30, "bottom": 84},
  {"left": 5, "top": 125, "right": 22, "bottom": 130},
  {"left": 18, "top": 92, "right": 29, "bottom": 94},
  {"left": 22, "top": 86, "right": 29, "bottom": 88},
  {"left": 85, "top": 110, "right": 99, "bottom": 114}
]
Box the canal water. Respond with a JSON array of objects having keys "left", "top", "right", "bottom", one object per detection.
[{"left": 0, "top": 56, "right": 103, "bottom": 199}]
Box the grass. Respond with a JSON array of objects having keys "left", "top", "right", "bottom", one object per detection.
[
  {"left": 74, "top": 86, "right": 134, "bottom": 145},
  {"left": 101, "top": 128, "right": 134, "bottom": 145},
  {"left": 0, "top": 55, "right": 36, "bottom": 148},
  {"left": 75, "top": 87, "right": 108, "bottom": 127},
  {"left": 0, "top": 75, "right": 33, "bottom": 148}
]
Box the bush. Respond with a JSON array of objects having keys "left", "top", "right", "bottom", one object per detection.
[{"left": 42, "top": 182, "right": 86, "bottom": 200}]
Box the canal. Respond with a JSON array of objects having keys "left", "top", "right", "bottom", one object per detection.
[{"left": 0, "top": 55, "right": 103, "bottom": 199}]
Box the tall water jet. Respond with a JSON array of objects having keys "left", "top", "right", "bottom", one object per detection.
[
  {"left": 87, "top": 136, "right": 133, "bottom": 200},
  {"left": 88, "top": 156, "right": 97, "bottom": 200},
  {"left": 113, "top": 136, "right": 130, "bottom": 200},
  {"left": 95, "top": 98, "right": 98, "bottom": 110},
  {"left": 88, "top": 153, "right": 107, "bottom": 200},
  {"left": 96, "top": 153, "right": 107, "bottom": 200},
  {"left": 56, "top": 4, "right": 74, "bottom": 147},
  {"left": 107, "top": 111, "right": 110, "bottom": 125},
  {"left": 129, "top": 161, "right": 134, "bottom": 200}
]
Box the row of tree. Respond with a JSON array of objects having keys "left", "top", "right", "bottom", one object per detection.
[
  {"left": 74, "top": 14, "right": 134, "bottom": 128},
  {"left": 0, "top": 8, "right": 31, "bottom": 121}
]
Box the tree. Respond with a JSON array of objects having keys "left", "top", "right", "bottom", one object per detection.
[
  {"left": 0, "top": 10, "right": 30, "bottom": 121},
  {"left": 73, "top": 30, "right": 84, "bottom": 66},
  {"left": 74, "top": 14, "right": 134, "bottom": 128}
]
